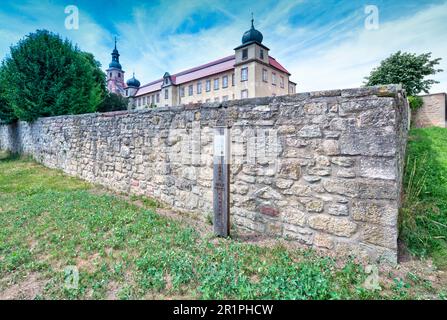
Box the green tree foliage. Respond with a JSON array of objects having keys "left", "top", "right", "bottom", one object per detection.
[
  {"left": 97, "top": 92, "right": 128, "bottom": 113},
  {"left": 364, "top": 51, "right": 442, "bottom": 96},
  {"left": 0, "top": 67, "right": 16, "bottom": 124},
  {"left": 0, "top": 30, "right": 106, "bottom": 122}
]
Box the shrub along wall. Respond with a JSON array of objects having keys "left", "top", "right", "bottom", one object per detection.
[{"left": 0, "top": 85, "right": 409, "bottom": 263}]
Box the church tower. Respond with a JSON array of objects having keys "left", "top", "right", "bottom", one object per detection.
[{"left": 106, "top": 38, "right": 126, "bottom": 95}]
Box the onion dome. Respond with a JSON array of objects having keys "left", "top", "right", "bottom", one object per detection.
[
  {"left": 241, "top": 17, "right": 263, "bottom": 44},
  {"left": 126, "top": 73, "right": 140, "bottom": 88}
]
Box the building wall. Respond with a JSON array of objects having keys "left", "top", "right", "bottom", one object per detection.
[
  {"left": 0, "top": 85, "right": 409, "bottom": 263},
  {"left": 134, "top": 63, "right": 292, "bottom": 108},
  {"left": 412, "top": 93, "right": 446, "bottom": 128}
]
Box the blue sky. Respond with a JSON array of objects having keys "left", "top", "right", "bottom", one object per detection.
[{"left": 0, "top": 0, "right": 446, "bottom": 93}]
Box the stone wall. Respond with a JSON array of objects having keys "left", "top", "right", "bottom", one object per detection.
[
  {"left": 0, "top": 85, "right": 409, "bottom": 263},
  {"left": 412, "top": 93, "right": 446, "bottom": 128}
]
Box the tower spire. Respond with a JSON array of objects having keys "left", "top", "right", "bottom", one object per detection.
[
  {"left": 251, "top": 12, "right": 254, "bottom": 28},
  {"left": 114, "top": 36, "right": 117, "bottom": 50}
]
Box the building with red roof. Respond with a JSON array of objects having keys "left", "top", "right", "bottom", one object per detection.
[{"left": 106, "top": 18, "right": 296, "bottom": 109}]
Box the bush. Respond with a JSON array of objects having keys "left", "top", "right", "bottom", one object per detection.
[
  {"left": 408, "top": 96, "right": 424, "bottom": 111},
  {"left": 97, "top": 93, "right": 128, "bottom": 113},
  {"left": 1, "top": 30, "right": 106, "bottom": 122}
]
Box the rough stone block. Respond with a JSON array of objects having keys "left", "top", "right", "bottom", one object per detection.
[
  {"left": 351, "top": 200, "right": 397, "bottom": 226},
  {"left": 359, "top": 157, "right": 396, "bottom": 180},
  {"left": 308, "top": 215, "right": 357, "bottom": 237}
]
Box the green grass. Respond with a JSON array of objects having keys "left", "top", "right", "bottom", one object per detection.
[
  {"left": 401, "top": 127, "right": 447, "bottom": 268},
  {"left": 0, "top": 152, "right": 444, "bottom": 299}
]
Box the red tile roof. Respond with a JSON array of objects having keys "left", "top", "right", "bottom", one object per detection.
[{"left": 135, "top": 54, "right": 291, "bottom": 97}]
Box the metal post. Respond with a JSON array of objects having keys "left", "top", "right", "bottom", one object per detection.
[{"left": 213, "top": 126, "right": 230, "bottom": 237}]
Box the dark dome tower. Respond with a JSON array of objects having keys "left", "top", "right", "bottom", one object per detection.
[{"left": 106, "top": 37, "right": 126, "bottom": 95}]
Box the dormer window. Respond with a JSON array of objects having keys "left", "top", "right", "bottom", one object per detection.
[
  {"left": 242, "top": 49, "right": 248, "bottom": 60},
  {"left": 163, "top": 72, "right": 172, "bottom": 87},
  {"left": 260, "top": 49, "right": 264, "bottom": 60}
]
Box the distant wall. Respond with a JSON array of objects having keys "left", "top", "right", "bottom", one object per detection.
[
  {"left": 0, "top": 85, "right": 410, "bottom": 263},
  {"left": 413, "top": 93, "right": 446, "bottom": 128}
]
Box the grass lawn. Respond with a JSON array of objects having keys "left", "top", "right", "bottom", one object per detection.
[
  {"left": 0, "top": 151, "right": 445, "bottom": 300},
  {"left": 401, "top": 127, "right": 447, "bottom": 268}
]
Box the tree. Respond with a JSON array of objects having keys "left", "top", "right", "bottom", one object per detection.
[
  {"left": 0, "top": 65, "right": 16, "bottom": 124},
  {"left": 97, "top": 92, "right": 129, "bottom": 112},
  {"left": 364, "top": 51, "right": 443, "bottom": 96},
  {"left": 1, "top": 30, "right": 106, "bottom": 122}
]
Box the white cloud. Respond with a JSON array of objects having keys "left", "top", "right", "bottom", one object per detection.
[
  {"left": 0, "top": 1, "right": 112, "bottom": 70},
  {"left": 1, "top": 0, "right": 445, "bottom": 95},
  {"left": 280, "top": 1, "right": 447, "bottom": 93}
]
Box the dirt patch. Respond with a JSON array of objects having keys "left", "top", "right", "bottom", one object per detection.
[
  {"left": 0, "top": 273, "right": 46, "bottom": 300},
  {"left": 76, "top": 252, "right": 101, "bottom": 272}
]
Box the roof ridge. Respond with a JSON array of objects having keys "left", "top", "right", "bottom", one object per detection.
[{"left": 172, "top": 54, "right": 235, "bottom": 77}]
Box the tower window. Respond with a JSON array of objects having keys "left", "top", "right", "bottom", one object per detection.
[
  {"left": 110, "top": 73, "right": 112, "bottom": 77},
  {"left": 260, "top": 49, "right": 264, "bottom": 60},
  {"left": 241, "top": 68, "right": 248, "bottom": 81},
  {"left": 242, "top": 49, "right": 248, "bottom": 60},
  {"left": 118, "top": 73, "right": 121, "bottom": 78},
  {"left": 262, "top": 69, "right": 268, "bottom": 82}
]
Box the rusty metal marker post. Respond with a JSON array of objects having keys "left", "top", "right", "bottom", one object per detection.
[{"left": 213, "top": 126, "right": 230, "bottom": 237}]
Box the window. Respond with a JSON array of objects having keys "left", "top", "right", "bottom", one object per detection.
[
  {"left": 214, "top": 97, "right": 220, "bottom": 102},
  {"left": 110, "top": 73, "right": 112, "bottom": 77},
  {"left": 280, "top": 76, "right": 285, "bottom": 88},
  {"left": 126, "top": 89, "right": 128, "bottom": 96},
  {"left": 214, "top": 78, "right": 219, "bottom": 90},
  {"left": 138, "top": 98, "right": 141, "bottom": 107},
  {"left": 165, "top": 78, "right": 169, "bottom": 85},
  {"left": 222, "top": 76, "right": 228, "bottom": 88},
  {"left": 241, "top": 90, "right": 248, "bottom": 99},
  {"left": 188, "top": 85, "right": 193, "bottom": 96},
  {"left": 156, "top": 93, "right": 160, "bottom": 103},
  {"left": 262, "top": 69, "right": 268, "bottom": 82},
  {"left": 241, "top": 68, "right": 248, "bottom": 81},
  {"left": 143, "top": 97, "right": 147, "bottom": 105},
  {"left": 197, "top": 81, "right": 202, "bottom": 94},
  {"left": 260, "top": 49, "right": 264, "bottom": 60},
  {"left": 272, "top": 72, "right": 277, "bottom": 85},
  {"left": 164, "top": 89, "right": 168, "bottom": 100},
  {"left": 118, "top": 73, "right": 121, "bottom": 78},
  {"left": 206, "top": 80, "right": 211, "bottom": 92},
  {"left": 232, "top": 73, "right": 235, "bottom": 86},
  {"left": 151, "top": 95, "right": 155, "bottom": 104},
  {"left": 222, "top": 96, "right": 229, "bottom": 102},
  {"left": 242, "top": 49, "right": 248, "bottom": 60},
  {"left": 180, "top": 87, "right": 185, "bottom": 97}
]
